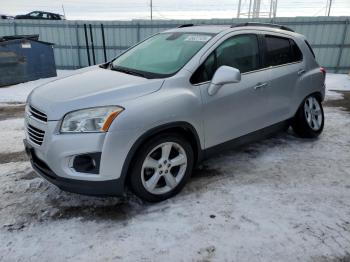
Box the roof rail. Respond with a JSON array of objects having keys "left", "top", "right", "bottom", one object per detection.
[
  {"left": 177, "top": 24, "right": 194, "bottom": 28},
  {"left": 231, "top": 22, "right": 294, "bottom": 32}
]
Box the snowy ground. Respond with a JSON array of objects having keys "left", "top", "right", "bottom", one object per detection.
[{"left": 0, "top": 73, "right": 350, "bottom": 261}]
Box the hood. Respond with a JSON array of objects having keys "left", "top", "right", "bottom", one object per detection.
[{"left": 29, "top": 66, "right": 164, "bottom": 120}]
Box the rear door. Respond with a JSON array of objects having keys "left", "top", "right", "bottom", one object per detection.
[{"left": 262, "top": 34, "right": 304, "bottom": 124}]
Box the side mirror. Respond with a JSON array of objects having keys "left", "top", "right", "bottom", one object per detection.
[{"left": 208, "top": 66, "right": 241, "bottom": 96}]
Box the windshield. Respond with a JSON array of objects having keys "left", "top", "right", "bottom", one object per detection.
[{"left": 111, "top": 32, "right": 214, "bottom": 78}]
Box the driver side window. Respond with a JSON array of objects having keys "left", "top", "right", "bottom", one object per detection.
[{"left": 190, "top": 34, "right": 261, "bottom": 84}]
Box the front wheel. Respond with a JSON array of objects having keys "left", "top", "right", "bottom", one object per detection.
[
  {"left": 129, "top": 133, "right": 194, "bottom": 202},
  {"left": 292, "top": 95, "right": 324, "bottom": 138}
]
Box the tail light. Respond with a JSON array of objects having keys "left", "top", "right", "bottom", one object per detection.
[{"left": 320, "top": 67, "right": 326, "bottom": 77}]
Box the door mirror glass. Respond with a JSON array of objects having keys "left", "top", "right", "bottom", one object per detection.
[{"left": 208, "top": 66, "right": 241, "bottom": 95}]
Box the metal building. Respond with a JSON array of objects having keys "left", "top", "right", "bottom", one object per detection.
[{"left": 0, "top": 35, "right": 56, "bottom": 87}]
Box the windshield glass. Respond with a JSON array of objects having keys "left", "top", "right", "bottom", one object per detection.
[{"left": 111, "top": 32, "right": 214, "bottom": 78}]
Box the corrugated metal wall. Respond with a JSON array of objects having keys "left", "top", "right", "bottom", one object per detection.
[{"left": 0, "top": 17, "right": 349, "bottom": 72}]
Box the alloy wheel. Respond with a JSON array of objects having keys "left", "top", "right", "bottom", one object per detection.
[
  {"left": 141, "top": 142, "right": 188, "bottom": 195},
  {"left": 304, "top": 96, "right": 323, "bottom": 131}
]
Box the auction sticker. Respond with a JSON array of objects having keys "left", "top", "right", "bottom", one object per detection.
[{"left": 185, "top": 35, "right": 212, "bottom": 42}]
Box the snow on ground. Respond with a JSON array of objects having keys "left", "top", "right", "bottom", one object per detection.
[
  {"left": 0, "top": 118, "right": 25, "bottom": 154},
  {"left": 0, "top": 73, "right": 349, "bottom": 261},
  {"left": 325, "top": 73, "right": 350, "bottom": 101},
  {"left": 326, "top": 73, "right": 350, "bottom": 91},
  {"left": 0, "top": 70, "right": 74, "bottom": 104},
  {"left": 0, "top": 106, "right": 350, "bottom": 261}
]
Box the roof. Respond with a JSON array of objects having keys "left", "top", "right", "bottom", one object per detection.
[
  {"left": 29, "top": 10, "right": 63, "bottom": 15},
  {"left": 166, "top": 25, "right": 230, "bottom": 34},
  {"left": 0, "top": 35, "right": 54, "bottom": 46}
]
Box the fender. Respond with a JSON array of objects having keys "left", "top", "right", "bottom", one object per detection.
[{"left": 119, "top": 121, "right": 203, "bottom": 189}]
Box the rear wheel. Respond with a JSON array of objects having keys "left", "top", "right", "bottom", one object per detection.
[
  {"left": 129, "top": 133, "right": 194, "bottom": 202},
  {"left": 292, "top": 95, "right": 324, "bottom": 138}
]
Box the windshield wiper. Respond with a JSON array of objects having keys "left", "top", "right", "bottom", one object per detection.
[{"left": 110, "top": 66, "right": 146, "bottom": 78}]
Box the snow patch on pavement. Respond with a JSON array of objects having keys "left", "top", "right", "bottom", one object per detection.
[
  {"left": 326, "top": 73, "right": 350, "bottom": 91},
  {"left": 0, "top": 118, "right": 24, "bottom": 154}
]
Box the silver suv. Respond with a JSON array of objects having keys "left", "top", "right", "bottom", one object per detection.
[{"left": 24, "top": 23, "right": 325, "bottom": 202}]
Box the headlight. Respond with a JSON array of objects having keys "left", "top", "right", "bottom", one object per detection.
[{"left": 60, "top": 106, "right": 124, "bottom": 133}]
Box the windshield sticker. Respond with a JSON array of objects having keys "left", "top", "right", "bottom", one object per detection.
[{"left": 184, "top": 35, "right": 212, "bottom": 42}]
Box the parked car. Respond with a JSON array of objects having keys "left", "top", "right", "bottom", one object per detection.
[
  {"left": 15, "top": 11, "right": 65, "bottom": 20},
  {"left": 0, "top": 14, "right": 14, "bottom": 19},
  {"left": 24, "top": 23, "right": 325, "bottom": 202}
]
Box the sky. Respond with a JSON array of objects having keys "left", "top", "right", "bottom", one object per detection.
[{"left": 1, "top": 0, "right": 350, "bottom": 20}]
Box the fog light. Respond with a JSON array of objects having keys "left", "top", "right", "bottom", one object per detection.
[{"left": 72, "top": 153, "right": 101, "bottom": 174}]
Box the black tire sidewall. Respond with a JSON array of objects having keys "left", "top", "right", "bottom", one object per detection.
[
  {"left": 292, "top": 95, "right": 324, "bottom": 138},
  {"left": 129, "top": 133, "right": 194, "bottom": 202}
]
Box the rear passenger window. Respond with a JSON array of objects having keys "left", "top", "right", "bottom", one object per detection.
[
  {"left": 191, "top": 34, "right": 260, "bottom": 84},
  {"left": 290, "top": 39, "right": 303, "bottom": 62},
  {"left": 265, "top": 35, "right": 302, "bottom": 66}
]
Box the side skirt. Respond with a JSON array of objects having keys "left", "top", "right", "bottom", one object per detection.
[{"left": 202, "top": 119, "right": 291, "bottom": 160}]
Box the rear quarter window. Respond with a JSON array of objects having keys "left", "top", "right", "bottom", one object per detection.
[{"left": 304, "top": 40, "right": 316, "bottom": 58}]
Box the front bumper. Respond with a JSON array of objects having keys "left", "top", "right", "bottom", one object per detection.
[{"left": 24, "top": 139, "right": 123, "bottom": 196}]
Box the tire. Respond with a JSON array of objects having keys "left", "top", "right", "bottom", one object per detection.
[
  {"left": 129, "top": 133, "right": 194, "bottom": 202},
  {"left": 292, "top": 94, "right": 324, "bottom": 138}
]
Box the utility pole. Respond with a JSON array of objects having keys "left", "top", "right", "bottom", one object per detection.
[
  {"left": 269, "top": 0, "right": 273, "bottom": 18},
  {"left": 237, "top": 0, "right": 242, "bottom": 18},
  {"left": 326, "top": 0, "right": 333, "bottom": 16},
  {"left": 61, "top": 4, "right": 66, "bottom": 18},
  {"left": 150, "top": 0, "right": 153, "bottom": 21},
  {"left": 273, "top": 0, "right": 278, "bottom": 18},
  {"left": 248, "top": 0, "right": 252, "bottom": 18}
]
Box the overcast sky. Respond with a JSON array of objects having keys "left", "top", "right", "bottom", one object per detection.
[{"left": 2, "top": 0, "right": 350, "bottom": 20}]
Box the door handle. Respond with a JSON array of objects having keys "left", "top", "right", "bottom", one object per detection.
[
  {"left": 253, "top": 82, "right": 268, "bottom": 90},
  {"left": 297, "top": 69, "right": 306, "bottom": 75}
]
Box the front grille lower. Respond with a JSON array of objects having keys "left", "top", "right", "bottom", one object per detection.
[
  {"left": 27, "top": 124, "right": 45, "bottom": 146},
  {"left": 29, "top": 105, "right": 47, "bottom": 122}
]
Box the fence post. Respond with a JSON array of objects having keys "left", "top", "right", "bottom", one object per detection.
[
  {"left": 13, "top": 21, "right": 17, "bottom": 35},
  {"left": 89, "top": 24, "right": 96, "bottom": 65},
  {"left": 83, "top": 24, "right": 91, "bottom": 66},
  {"left": 137, "top": 22, "right": 141, "bottom": 42},
  {"left": 101, "top": 24, "right": 107, "bottom": 63},
  {"left": 336, "top": 19, "right": 349, "bottom": 73},
  {"left": 75, "top": 22, "right": 81, "bottom": 68}
]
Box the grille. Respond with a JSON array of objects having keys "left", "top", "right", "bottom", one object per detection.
[
  {"left": 27, "top": 124, "right": 45, "bottom": 146},
  {"left": 29, "top": 105, "right": 47, "bottom": 122}
]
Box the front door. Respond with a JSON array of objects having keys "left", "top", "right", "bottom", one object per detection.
[{"left": 191, "top": 34, "right": 270, "bottom": 148}]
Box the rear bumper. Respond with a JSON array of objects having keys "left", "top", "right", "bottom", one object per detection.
[{"left": 24, "top": 139, "right": 124, "bottom": 196}]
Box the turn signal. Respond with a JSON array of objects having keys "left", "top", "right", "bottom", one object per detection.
[{"left": 101, "top": 109, "right": 124, "bottom": 132}]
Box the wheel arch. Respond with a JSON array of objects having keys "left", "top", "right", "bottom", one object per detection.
[
  {"left": 293, "top": 91, "right": 323, "bottom": 116},
  {"left": 120, "top": 121, "right": 203, "bottom": 189}
]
